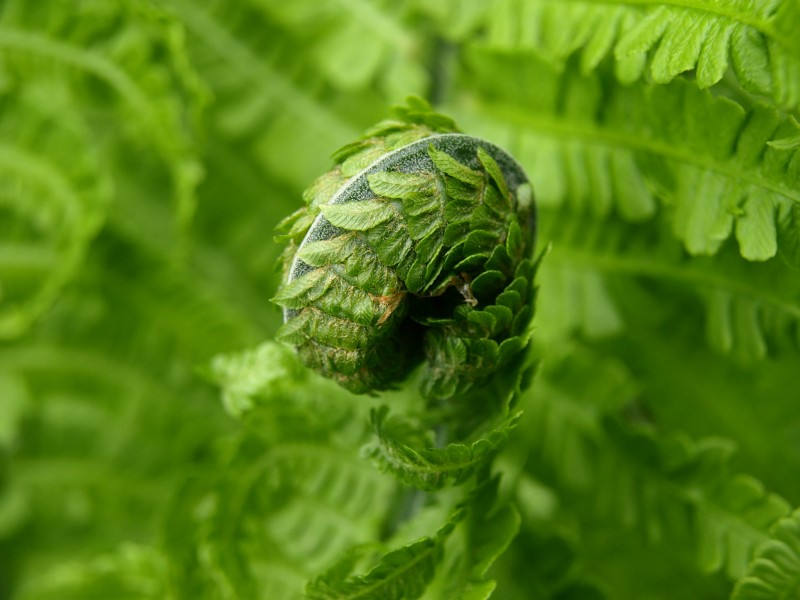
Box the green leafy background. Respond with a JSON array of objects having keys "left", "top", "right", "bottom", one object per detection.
[{"left": 2, "top": 0, "right": 800, "bottom": 598}]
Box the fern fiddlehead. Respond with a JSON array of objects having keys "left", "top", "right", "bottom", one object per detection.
[{"left": 273, "top": 99, "right": 537, "bottom": 399}]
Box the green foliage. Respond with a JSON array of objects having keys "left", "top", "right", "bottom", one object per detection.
[
  {"left": 461, "top": 46, "right": 800, "bottom": 261},
  {"left": 366, "top": 407, "right": 520, "bottom": 491},
  {"left": 0, "top": 0, "right": 204, "bottom": 337},
  {"left": 535, "top": 210, "right": 800, "bottom": 361},
  {"left": 14, "top": 544, "right": 172, "bottom": 600},
  {"left": 480, "top": 0, "right": 800, "bottom": 112},
  {"left": 2, "top": 1, "right": 800, "bottom": 600},
  {"left": 305, "top": 514, "right": 456, "bottom": 600},
  {"left": 518, "top": 351, "right": 791, "bottom": 578},
  {"left": 733, "top": 510, "right": 800, "bottom": 600}
]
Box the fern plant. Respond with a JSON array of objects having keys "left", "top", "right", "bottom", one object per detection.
[{"left": 2, "top": 1, "right": 800, "bottom": 599}]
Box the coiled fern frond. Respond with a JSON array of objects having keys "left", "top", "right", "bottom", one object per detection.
[{"left": 273, "top": 99, "right": 537, "bottom": 399}]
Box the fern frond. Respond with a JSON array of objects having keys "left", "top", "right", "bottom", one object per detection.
[
  {"left": 208, "top": 341, "right": 307, "bottom": 417},
  {"left": 0, "top": 141, "right": 104, "bottom": 338},
  {"left": 251, "top": 0, "right": 424, "bottom": 96},
  {"left": 167, "top": 0, "right": 363, "bottom": 189},
  {"left": 306, "top": 475, "right": 520, "bottom": 600},
  {"left": 0, "top": 1, "right": 207, "bottom": 336},
  {"left": 305, "top": 526, "right": 449, "bottom": 600},
  {"left": 524, "top": 351, "right": 791, "bottom": 581},
  {"left": 365, "top": 406, "right": 520, "bottom": 491},
  {"left": 732, "top": 509, "right": 800, "bottom": 600},
  {"left": 164, "top": 390, "right": 400, "bottom": 599},
  {"left": 483, "top": 0, "right": 800, "bottom": 111},
  {"left": 420, "top": 477, "right": 521, "bottom": 600},
  {"left": 13, "top": 543, "right": 171, "bottom": 600},
  {"left": 536, "top": 209, "right": 800, "bottom": 361},
  {"left": 0, "top": 339, "right": 227, "bottom": 597},
  {"left": 0, "top": 2, "right": 205, "bottom": 230},
  {"left": 461, "top": 48, "right": 800, "bottom": 261}
]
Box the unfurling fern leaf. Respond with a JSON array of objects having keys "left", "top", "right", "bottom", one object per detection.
[{"left": 273, "top": 99, "right": 537, "bottom": 398}]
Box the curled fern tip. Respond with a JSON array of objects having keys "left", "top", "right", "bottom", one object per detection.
[{"left": 273, "top": 100, "right": 537, "bottom": 398}]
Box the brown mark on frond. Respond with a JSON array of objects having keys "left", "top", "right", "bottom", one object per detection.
[{"left": 375, "top": 291, "right": 407, "bottom": 325}]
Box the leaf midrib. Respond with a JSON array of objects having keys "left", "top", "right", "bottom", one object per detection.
[{"left": 338, "top": 539, "right": 436, "bottom": 600}]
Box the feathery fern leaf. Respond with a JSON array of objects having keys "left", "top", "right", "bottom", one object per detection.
[
  {"left": 208, "top": 341, "right": 307, "bottom": 417},
  {"left": 365, "top": 406, "right": 520, "bottom": 491},
  {"left": 535, "top": 209, "right": 800, "bottom": 361},
  {"left": 244, "top": 0, "right": 426, "bottom": 97},
  {"left": 305, "top": 508, "right": 461, "bottom": 600},
  {"left": 482, "top": 0, "right": 800, "bottom": 112},
  {"left": 0, "top": 342, "right": 226, "bottom": 595},
  {"left": 0, "top": 0, "right": 205, "bottom": 336},
  {"left": 163, "top": 401, "right": 398, "bottom": 599},
  {"left": 13, "top": 544, "right": 171, "bottom": 600},
  {"left": 524, "top": 350, "right": 791, "bottom": 581},
  {"left": 732, "top": 509, "right": 800, "bottom": 600},
  {"left": 306, "top": 538, "right": 440, "bottom": 600},
  {"left": 460, "top": 47, "right": 800, "bottom": 261},
  {"left": 167, "top": 0, "right": 369, "bottom": 190},
  {"left": 0, "top": 2, "right": 205, "bottom": 226},
  {"left": 0, "top": 139, "right": 104, "bottom": 338},
  {"left": 420, "top": 477, "right": 521, "bottom": 600},
  {"left": 0, "top": 82, "right": 108, "bottom": 338}
]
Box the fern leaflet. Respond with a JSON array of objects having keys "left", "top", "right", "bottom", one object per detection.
[
  {"left": 535, "top": 209, "right": 800, "bottom": 361},
  {"left": 732, "top": 509, "right": 800, "bottom": 599},
  {"left": 306, "top": 509, "right": 460, "bottom": 600},
  {"left": 483, "top": 0, "right": 800, "bottom": 112},
  {"left": 365, "top": 407, "right": 520, "bottom": 491},
  {"left": 524, "top": 351, "right": 791, "bottom": 580},
  {"left": 461, "top": 47, "right": 800, "bottom": 260}
]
